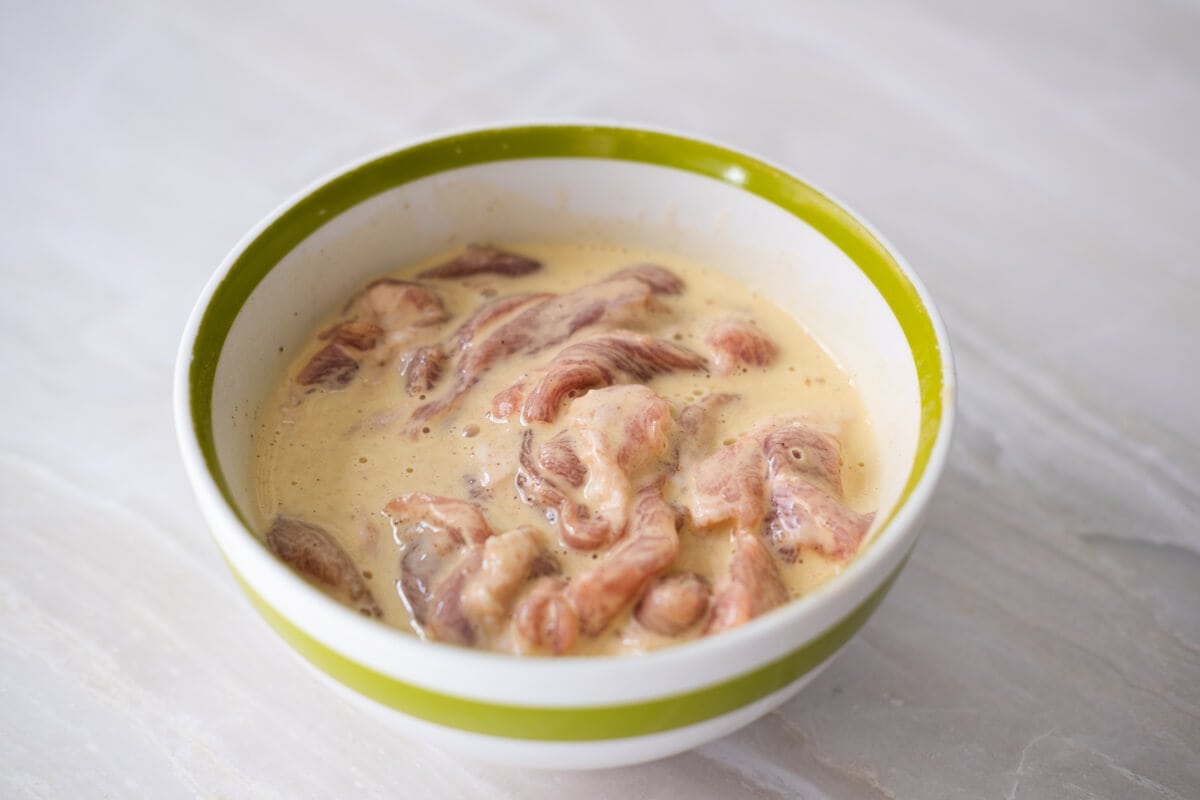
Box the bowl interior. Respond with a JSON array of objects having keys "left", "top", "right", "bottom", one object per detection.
[{"left": 209, "top": 156, "right": 922, "bottom": 539}]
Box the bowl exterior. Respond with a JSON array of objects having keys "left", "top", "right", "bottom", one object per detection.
[{"left": 175, "top": 124, "right": 955, "bottom": 768}]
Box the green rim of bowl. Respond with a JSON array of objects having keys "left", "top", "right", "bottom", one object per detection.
[
  {"left": 189, "top": 124, "right": 945, "bottom": 742},
  {"left": 233, "top": 555, "right": 903, "bottom": 741}
]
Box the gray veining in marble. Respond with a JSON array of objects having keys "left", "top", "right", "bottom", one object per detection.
[{"left": 2, "top": 0, "right": 1197, "bottom": 797}]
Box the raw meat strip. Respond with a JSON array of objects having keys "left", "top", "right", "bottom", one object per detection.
[
  {"left": 266, "top": 517, "right": 380, "bottom": 618},
  {"left": 418, "top": 244, "right": 541, "bottom": 279}
]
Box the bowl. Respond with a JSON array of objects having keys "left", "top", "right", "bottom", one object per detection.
[{"left": 174, "top": 123, "right": 955, "bottom": 769}]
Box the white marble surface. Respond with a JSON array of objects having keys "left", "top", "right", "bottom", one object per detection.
[{"left": 3, "top": 0, "right": 1198, "bottom": 797}]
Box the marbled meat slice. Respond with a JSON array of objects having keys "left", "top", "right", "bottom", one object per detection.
[
  {"left": 705, "top": 317, "right": 777, "bottom": 375},
  {"left": 425, "top": 549, "right": 483, "bottom": 646},
  {"left": 688, "top": 419, "right": 773, "bottom": 531},
  {"left": 385, "top": 493, "right": 494, "bottom": 629},
  {"left": 515, "top": 488, "right": 679, "bottom": 649},
  {"left": 689, "top": 416, "right": 873, "bottom": 561},
  {"left": 518, "top": 331, "right": 707, "bottom": 423},
  {"left": 516, "top": 386, "right": 675, "bottom": 550},
  {"left": 417, "top": 244, "right": 542, "bottom": 279},
  {"left": 409, "top": 266, "right": 685, "bottom": 428},
  {"left": 515, "top": 576, "right": 578, "bottom": 655},
  {"left": 460, "top": 526, "right": 547, "bottom": 630},
  {"left": 400, "top": 346, "right": 444, "bottom": 395},
  {"left": 344, "top": 278, "right": 448, "bottom": 330},
  {"left": 266, "top": 517, "right": 380, "bottom": 617},
  {"left": 385, "top": 492, "right": 494, "bottom": 547},
  {"left": 448, "top": 292, "right": 555, "bottom": 355},
  {"left": 566, "top": 385, "right": 675, "bottom": 541},
  {"left": 761, "top": 424, "right": 873, "bottom": 561},
  {"left": 538, "top": 430, "right": 586, "bottom": 488},
  {"left": 768, "top": 474, "right": 874, "bottom": 561},
  {"left": 515, "top": 428, "right": 611, "bottom": 551},
  {"left": 296, "top": 343, "right": 359, "bottom": 388},
  {"left": 674, "top": 392, "right": 739, "bottom": 472},
  {"left": 635, "top": 572, "right": 711, "bottom": 636},
  {"left": 297, "top": 281, "right": 447, "bottom": 389},
  {"left": 604, "top": 263, "right": 685, "bottom": 295},
  {"left": 565, "top": 488, "right": 681, "bottom": 636},
  {"left": 319, "top": 320, "right": 383, "bottom": 350},
  {"left": 705, "top": 531, "right": 788, "bottom": 634}
]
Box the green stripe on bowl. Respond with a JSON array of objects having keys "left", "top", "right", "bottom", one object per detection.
[
  {"left": 189, "top": 124, "right": 946, "bottom": 739},
  {"left": 234, "top": 558, "right": 903, "bottom": 740}
]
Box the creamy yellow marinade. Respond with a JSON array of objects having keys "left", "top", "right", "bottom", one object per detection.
[{"left": 253, "top": 242, "right": 878, "bottom": 655}]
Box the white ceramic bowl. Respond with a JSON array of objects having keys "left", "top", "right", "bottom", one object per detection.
[{"left": 174, "top": 124, "right": 955, "bottom": 769}]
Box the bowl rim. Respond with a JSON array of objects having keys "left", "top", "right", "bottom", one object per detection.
[{"left": 174, "top": 122, "right": 956, "bottom": 740}]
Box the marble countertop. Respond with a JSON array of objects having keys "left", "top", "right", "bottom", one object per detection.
[{"left": 3, "top": 1, "right": 1197, "bottom": 797}]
